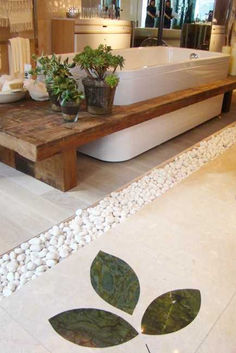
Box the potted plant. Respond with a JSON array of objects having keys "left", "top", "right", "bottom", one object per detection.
[
  {"left": 30, "top": 54, "right": 74, "bottom": 112},
  {"left": 52, "top": 76, "right": 84, "bottom": 122},
  {"left": 73, "top": 44, "right": 125, "bottom": 115}
]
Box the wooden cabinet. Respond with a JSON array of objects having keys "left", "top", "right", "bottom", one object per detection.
[{"left": 52, "top": 18, "right": 131, "bottom": 53}]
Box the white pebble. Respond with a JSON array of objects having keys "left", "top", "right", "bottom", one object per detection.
[
  {"left": 59, "top": 248, "right": 69, "bottom": 258},
  {"left": 25, "top": 271, "right": 34, "bottom": 279},
  {"left": 0, "top": 267, "right": 7, "bottom": 275},
  {"left": 2, "top": 254, "right": 9, "bottom": 262},
  {"left": 29, "top": 238, "right": 41, "bottom": 245},
  {"left": 14, "top": 248, "right": 23, "bottom": 255},
  {"left": 7, "top": 282, "right": 16, "bottom": 291},
  {"left": 6, "top": 272, "right": 14, "bottom": 282},
  {"left": 33, "top": 258, "right": 43, "bottom": 266},
  {"left": 49, "top": 237, "right": 58, "bottom": 246},
  {"left": 15, "top": 272, "right": 20, "bottom": 280},
  {"left": 70, "top": 243, "right": 78, "bottom": 251},
  {"left": 7, "top": 261, "right": 18, "bottom": 272},
  {"left": 3, "top": 288, "right": 12, "bottom": 297},
  {"left": 9, "top": 252, "right": 16, "bottom": 260},
  {"left": 30, "top": 244, "right": 42, "bottom": 252},
  {"left": 46, "top": 259, "right": 57, "bottom": 267},
  {"left": 51, "top": 226, "right": 60, "bottom": 236},
  {"left": 46, "top": 252, "right": 58, "bottom": 261},
  {"left": 38, "top": 249, "right": 48, "bottom": 258},
  {"left": 36, "top": 265, "right": 47, "bottom": 273},
  {"left": 26, "top": 262, "right": 36, "bottom": 271},
  {"left": 76, "top": 209, "right": 83, "bottom": 216},
  {"left": 84, "top": 235, "right": 91, "bottom": 243},
  {"left": 17, "top": 254, "right": 25, "bottom": 262},
  {"left": 20, "top": 265, "right": 27, "bottom": 273},
  {"left": 21, "top": 243, "right": 29, "bottom": 251}
]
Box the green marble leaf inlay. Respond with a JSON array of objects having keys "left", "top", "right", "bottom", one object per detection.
[
  {"left": 49, "top": 308, "right": 138, "bottom": 348},
  {"left": 90, "top": 251, "right": 140, "bottom": 315},
  {"left": 141, "top": 289, "right": 201, "bottom": 335}
]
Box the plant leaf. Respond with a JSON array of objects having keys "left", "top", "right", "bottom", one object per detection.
[
  {"left": 141, "top": 289, "right": 201, "bottom": 335},
  {"left": 49, "top": 308, "right": 138, "bottom": 348},
  {"left": 90, "top": 251, "right": 140, "bottom": 315}
]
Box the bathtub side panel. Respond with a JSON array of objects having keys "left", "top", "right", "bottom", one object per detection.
[
  {"left": 79, "top": 95, "right": 223, "bottom": 162},
  {"left": 114, "top": 59, "right": 229, "bottom": 105}
]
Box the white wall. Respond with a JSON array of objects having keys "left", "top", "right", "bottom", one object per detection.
[{"left": 120, "top": 0, "right": 144, "bottom": 25}]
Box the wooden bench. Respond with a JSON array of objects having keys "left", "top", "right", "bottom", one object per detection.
[{"left": 1, "top": 76, "right": 236, "bottom": 191}]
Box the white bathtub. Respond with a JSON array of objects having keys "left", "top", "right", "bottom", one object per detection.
[{"left": 78, "top": 47, "right": 230, "bottom": 162}]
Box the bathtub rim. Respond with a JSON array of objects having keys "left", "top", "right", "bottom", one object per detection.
[{"left": 113, "top": 46, "right": 230, "bottom": 74}]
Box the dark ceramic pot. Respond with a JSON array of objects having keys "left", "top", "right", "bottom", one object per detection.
[
  {"left": 82, "top": 77, "right": 116, "bottom": 115},
  {"left": 60, "top": 101, "right": 80, "bottom": 122}
]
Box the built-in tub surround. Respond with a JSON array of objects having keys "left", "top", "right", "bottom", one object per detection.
[{"left": 79, "top": 47, "right": 230, "bottom": 162}]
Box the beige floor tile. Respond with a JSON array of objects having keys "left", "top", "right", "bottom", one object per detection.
[
  {"left": 0, "top": 306, "right": 50, "bottom": 353},
  {"left": 0, "top": 191, "right": 55, "bottom": 253},
  {"left": 0, "top": 177, "right": 73, "bottom": 222},
  {"left": 0, "top": 162, "right": 54, "bottom": 195},
  {"left": 0, "top": 216, "right": 31, "bottom": 255},
  {"left": 41, "top": 188, "right": 88, "bottom": 212},
  {"left": 196, "top": 294, "right": 236, "bottom": 353},
  {"left": 0, "top": 177, "right": 75, "bottom": 255}
]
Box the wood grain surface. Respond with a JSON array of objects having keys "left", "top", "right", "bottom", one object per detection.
[{"left": 0, "top": 77, "right": 236, "bottom": 162}]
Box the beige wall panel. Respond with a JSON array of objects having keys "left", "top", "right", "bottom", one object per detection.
[{"left": 37, "top": 0, "right": 81, "bottom": 54}]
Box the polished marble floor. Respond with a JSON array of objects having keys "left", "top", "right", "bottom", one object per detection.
[{"left": 1, "top": 143, "right": 236, "bottom": 352}]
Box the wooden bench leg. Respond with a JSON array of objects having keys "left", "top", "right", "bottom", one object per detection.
[
  {"left": 0, "top": 146, "right": 16, "bottom": 168},
  {"left": 14, "top": 149, "right": 78, "bottom": 191},
  {"left": 222, "top": 91, "right": 233, "bottom": 113},
  {"left": 34, "top": 149, "right": 78, "bottom": 191}
]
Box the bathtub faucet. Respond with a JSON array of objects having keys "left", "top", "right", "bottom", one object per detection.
[{"left": 190, "top": 53, "right": 199, "bottom": 60}]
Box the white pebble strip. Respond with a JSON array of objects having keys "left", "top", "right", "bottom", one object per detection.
[{"left": 1, "top": 125, "right": 236, "bottom": 299}]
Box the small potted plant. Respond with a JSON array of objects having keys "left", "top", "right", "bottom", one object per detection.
[
  {"left": 52, "top": 76, "right": 84, "bottom": 122},
  {"left": 73, "top": 44, "right": 125, "bottom": 115},
  {"left": 30, "top": 54, "right": 74, "bottom": 112}
]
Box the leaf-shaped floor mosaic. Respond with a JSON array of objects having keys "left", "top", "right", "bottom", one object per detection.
[
  {"left": 141, "top": 289, "right": 201, "bottom": 335},
  {"left": 90, "top": 251, "right": 140, "bottom": 314},
  {"left": 49, "top": 308, "right": 138, "bottom": 348}
]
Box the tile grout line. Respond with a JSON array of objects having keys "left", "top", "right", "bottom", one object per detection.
[{"left": 194, "top": 291, "right": 236, "bottom": 353}]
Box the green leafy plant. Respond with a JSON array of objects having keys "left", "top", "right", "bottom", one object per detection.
[
  {"left": 49, "top": 251, "right": 201, "bottom": 348},
  {"left": 52, "top": 76, "right": 84, "bottom": 105},
  {"left": 73, "top": 44, "right": 124, "bottom": 87},
  {"left": 30, "top": 54, "right": 75, "bottom": 89},
  {"left": 104, "top": 74, "right": 119, "bottom": 88}
]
